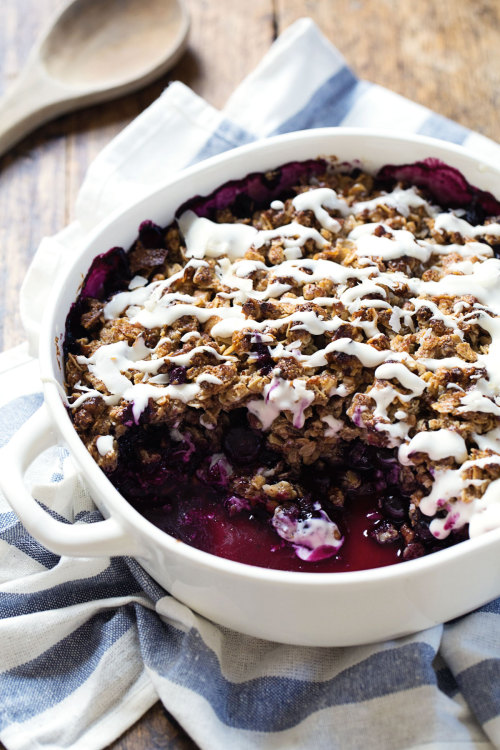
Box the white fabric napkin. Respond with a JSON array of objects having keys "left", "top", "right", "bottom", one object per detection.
[{"left": 2, "top": 17, "right": 500, "bottom": 750}]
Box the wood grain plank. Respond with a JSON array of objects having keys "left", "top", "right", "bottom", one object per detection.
[
  {"left": 99, "top": 11, "right": 274, "bottom": 744},
  {"left": 0, "top": 1, "right": 273, "bottom": 749},
  {"left": 274, "top": 0, "right": 500, "bottom": 141},
  {"left": 0, "top": 0, "right": 66, "bottom": 351},
  {"left": 64, "top": 0, "right": 276, "bottom": 214},
  {"left": 0, "top": 2, "right": 499, "bottom": 750},
  {"left": 108, "top": 703, "right": 198, "bottom": 750},
  {"left": 0, "top": 0, "right": 276, "bottom": 351}
]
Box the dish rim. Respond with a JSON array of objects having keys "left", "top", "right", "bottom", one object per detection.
[{"left": 39, "top": 126, "right": 500, "bottom": 584}]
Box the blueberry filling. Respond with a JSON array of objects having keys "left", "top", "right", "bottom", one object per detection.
[
  {"left": 376, "top": 157, "right": 500, "bottom": 214},
  {"left": 169, "top": 366, "right": 188, "bottom": 385},
  {"left": 104, "top": 419, "right": 465, "bottom": 572},
  {"left": 137, "top": 220, "right": 166, "bottom": 249},
  {"left": 64, "top": 156, "right": 500, "bottom": 572}
]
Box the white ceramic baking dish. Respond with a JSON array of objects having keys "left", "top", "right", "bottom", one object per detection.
[{"left": 3, "top": 128, "right": 500, "bottom": 647}]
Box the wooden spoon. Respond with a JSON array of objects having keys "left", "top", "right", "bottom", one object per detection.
[{"left": 0, "top": 0, "right": 190, "bottom": 156}]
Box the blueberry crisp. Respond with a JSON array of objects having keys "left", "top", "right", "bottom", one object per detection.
[{"left": 64, "top": 157, "right": 500, "bottom": 571}]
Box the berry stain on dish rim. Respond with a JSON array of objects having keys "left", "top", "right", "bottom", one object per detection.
[{"left": 63, "top": 156, "right": 500, "bottom": 573}]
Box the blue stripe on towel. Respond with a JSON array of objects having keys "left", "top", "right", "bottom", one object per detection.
[
  {"left": 457, "top": 659, "right": 500, "bottom": 724},
  {"left": 126, "top": 557, "right": 170, "bottom": 604},
  {"left": 194, "top": 119, "right": 255, "bottom": 162},
  {"left": 0, "top": 558, "right": 142, "bottom": 619},
  {"left": 436, "top": 666, "right": 459, "bottom": 698},
  {"left": 0, "top": 505, "right": 100, "bottom": 569},
  {"left": 476, "top": 599, "right": 500, "bottom": 615},
  {"left": 0, "top": 515, "right": 61, "bottom": 569},
  {"left": 0, "top": 510, "right": 20, "bottom": 531},
  {"left": 140, "top": 626, "right": 439, "bottom": 731},
  {"left": 0, "top": 393, "right": 43, "bottom": 447},
  {"left": 74, "top": 509, "right": 106, "bottom": 524},
  {"left": 192, "top": 67, "right": 364, "bottom": 173},
  {"left": 272, "top": 67, "right": 365, "bottom": 134},
  {"left": 417, "top": 113, "right": 469, "bottom": 145},
  {"left": 0, "top": 607, "right": 138, "bottom": 727},
  {"left": 2, "top": 23, "right": 500, "bottom": 747}
]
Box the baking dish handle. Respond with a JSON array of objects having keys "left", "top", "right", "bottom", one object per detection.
[{"left": 0, "top": 405, "right": 140, "bottom": 558}]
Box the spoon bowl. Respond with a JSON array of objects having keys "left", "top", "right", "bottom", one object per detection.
[
  {"left": 41, "top": 0, "right": 189, "bottom": 90},
  {"left": 0, "top": 0, "right": 190, "bottom": 156}
]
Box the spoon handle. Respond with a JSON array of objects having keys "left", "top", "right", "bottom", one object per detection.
[{"left": 0, "top": 66, "right": 66, "bottom": 158}]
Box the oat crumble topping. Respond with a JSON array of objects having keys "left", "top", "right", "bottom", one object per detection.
[{"left": 64, "top": 158, "right": 500, "bottom": 567}]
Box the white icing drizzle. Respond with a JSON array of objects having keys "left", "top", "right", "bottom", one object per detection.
[
  {"left": 349, "top": 224, "right": 433, "bottom": 262},
  {"left": 128, "top": 275, "right": 148, "bottom": 290},
  {"left": 458, "top": 390, "right": 500, "bottom": 416},
  {"left": 103, "top": 259, "right": 208, "bottom": 320},
  {"left": 69, "top": 383, "right": 117, "bottom": 409},
  {"left": 270, "top": 199, "right": 284, "bottom": 210},
  {"left": 375, "top": 362, "right": 426, "bottom": 398},
  {"left": 422, "top": 454, "right": 500, "bottom": 510},
  {"left": 363, "top": 384, "right": 410, "bottom": 446},
  {"left": 96, "top": 435, "right": 114, "bottom": 456},
  {"left": 284, "top": 247, "right": 302, "bottom": 260},
  {"left": 199, "top": 413, "right": 216, "bottom": 430},
  {"left": 474, "top": 427, "right": 500, "bottom": 453},
  {"left": 73, "top": 184, "right": 500, "bottom": 542},
  {"left": 179, "top": 210, "right": 258, "bottom": 260},
  {"left": 416, "top": 257, "right": 500, "bottom": 311},
  {"left": 247, "top": 369, "right": 315, "bottom": 430},
  {"left": 148, "top": 374, "right": 169, "bottom": 384},
  {"left": 272, "top": 504, "right": 343, "bottom": 560},
  {"left": 306, "top": 339, "right": 388, "bottom": 368},
  {"left": 292, "top": 188, "right": 344, "bottom": 231},
  {"left": 434, "top": 212, "right": 500, "bottom": 238},
  {"left": 196, "top": 373, "right": 223, "bottom": 385},
  {"left": 322, "top": 415, "right": 343, "bottom": 437},
  {"left": 167, "top": 345, "right": 234, "bottom": 366},
  {"left": 410, "top": 298, "right": 464, "bottom": 339},
  {"left": 180, "top": 331, "right": 201, "bottom": 342},
  {"left": 75, "top": 339, "right": 203, "bottom": 421},
  {"left": 253, "top": 221, "right": 328, "bottom": 251},
  {"left": 353, "top": 186, "right": 435, "bottom": 218},
  {"left": 357, "top": 361, "right": 426, "bottom": 447},
  {"left": 468, "top": 479, "right": 500, "bottom": 537},
  {"left": 419, "top": 455, "right": 500, "bottom": 539},
  {"left": 388, "top": 307, "right": 403, "bottom": 332},
  {"left": 429, "top": 241, "right": 493, "bottom": 259},
  {"left": 209, "top": 453, "right": 233, "bottom": 476},
  {"left": 398, "top": 429, "right": 468, "bottom": 465}
]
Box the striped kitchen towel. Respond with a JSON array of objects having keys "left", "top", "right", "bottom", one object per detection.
[{"left": 2, "top": 17, "right": 500, "bottom": 750}]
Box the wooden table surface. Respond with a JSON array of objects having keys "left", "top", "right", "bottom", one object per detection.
[{"left": 1, "top": 0, "right": 499, "bottom": 747}]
